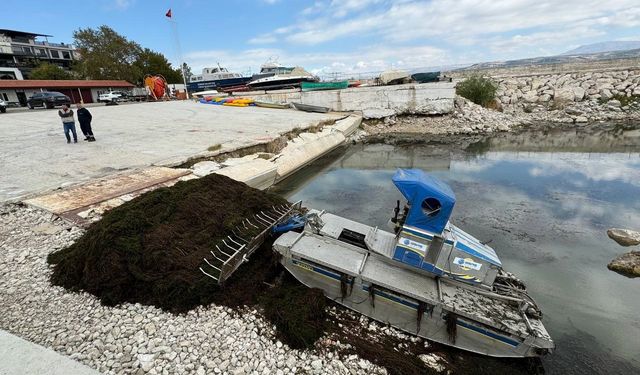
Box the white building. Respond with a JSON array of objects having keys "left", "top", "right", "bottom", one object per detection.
[{"left": 0, "top": 29, "right": 77, "bottom": 78}]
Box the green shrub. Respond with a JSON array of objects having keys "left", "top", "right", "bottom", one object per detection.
[
  {"left": 599, "top": 93, "right": 640, "bottom": 107},
  {"left": 456, "top": 74, "right": 498, "bottom": 107}
]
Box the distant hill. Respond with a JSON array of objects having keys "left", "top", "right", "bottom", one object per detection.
[
  {"left": 562, "top": 41, "right": 640, "bottom": 55},
  {"left": 457, "top": 48, "right": 640, "bottom": 71}
]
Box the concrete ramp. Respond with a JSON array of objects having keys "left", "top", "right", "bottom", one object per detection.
[
  {"left": 0, "top": 330, "right": 101, "bottom": 375},
  {"left": 23, "top": 167, "right": 190, "bottom": 225}
]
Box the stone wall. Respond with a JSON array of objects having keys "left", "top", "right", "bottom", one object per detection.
[
  {"left": 241, "top": 82, "right": 456, "bottom": 119},
  {"left": 495, "top": 68, "right": 640, "bottom": 107}
]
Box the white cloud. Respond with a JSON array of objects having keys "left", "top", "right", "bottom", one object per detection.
[
  {"left": 184, "top": 44, "right": 448, "bottom": 76},
  {"left": 113, "top": 0, "right": 133, "bottom": 10},
  {"left": 248, "top": 0, "right": 640, "bottom": 54},
  {"left": 262, "top": 0, "right": 281, "bottom": 4},
  {"left": 248, "top": 35, "right": 277, "bottom": 44}
]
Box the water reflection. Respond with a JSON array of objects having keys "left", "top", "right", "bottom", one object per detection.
[{"left": 271, "top": 126, "right": 640, "bottom": 374}]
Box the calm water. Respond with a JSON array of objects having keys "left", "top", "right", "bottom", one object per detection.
[{"left": 271, "top": 125, "right": 640, "bottom": 374}]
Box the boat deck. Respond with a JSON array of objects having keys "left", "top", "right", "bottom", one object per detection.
[
  {"left": 291, "top": 234, "right": 366, "bottom": 275},
  {"left": 287, "top": 212, "right": 552, "bottom": 341},
  {"left": 361, "top": 255, "right": 439, "bottom": 303}
]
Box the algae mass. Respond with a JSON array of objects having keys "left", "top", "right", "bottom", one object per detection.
[{"left": 47, "top": 173, "right": 288, "bottom": 312}]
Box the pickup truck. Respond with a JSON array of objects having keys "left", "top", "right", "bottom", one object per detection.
[{"left": 98, "top": 91, "right": 127, "bottom": 103}]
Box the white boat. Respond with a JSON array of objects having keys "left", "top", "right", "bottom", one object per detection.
[
  {"left": 191, "top": 90, "right": 227, "bottom": 98},
  {"left": 247, "top": 61, "right": 318, "bottom": 91},
  {"left": 187, "top": 64, "right": 251, "bottom": 91},
  {"left": 378, "top": 69, "right": 410, "bottom": 85}
]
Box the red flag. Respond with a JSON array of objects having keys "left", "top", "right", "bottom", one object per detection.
[{"left": 165, "top": 9, "right": 172, "bottom": 18}]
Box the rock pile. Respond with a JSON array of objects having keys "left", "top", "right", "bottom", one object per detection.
[
  {"left": 607, "top": 228, "right": 640, "bottom": 278},
  {"left": 495, "top": 69, "right": 640, "bottom": 107},
  {"left": 362, "top": 95, "right": 518, "bottom": 137}
]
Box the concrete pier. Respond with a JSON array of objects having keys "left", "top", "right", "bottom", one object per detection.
[
  {"left": 242, "top": 82, "right": 455, "bottom": 119},
  {"left": 0, "top": 101, "right": 341, "bottom": 202}
]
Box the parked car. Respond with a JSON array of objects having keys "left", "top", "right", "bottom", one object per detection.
[
  {"left": 27, "top": 92, "right": 71, "bottom": 109},
  {"left": 98, "top": 91, "right": 128, "bottom": 102},
  {"left": 0, "top": 98, "right": 7, "bottom": 113}
]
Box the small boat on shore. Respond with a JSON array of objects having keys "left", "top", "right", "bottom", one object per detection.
[
  {"left": 290, "top": 102, "right": 330, "bottom": 113},
  {"left": 255, "top": 101, "right": 290, "bottom": 109},
  {"left": 301, "top": 81, "right": 349, "bottom": 91},
  {"left": 378, "top": 69, "right": 410, "bottom": 85},
  {"left": 412, "top": 71, "right": 441, "bottom": 83}
]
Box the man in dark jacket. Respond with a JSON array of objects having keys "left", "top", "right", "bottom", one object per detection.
[{"left": 76, "top": 103, "right": 96, "bottom": 142}]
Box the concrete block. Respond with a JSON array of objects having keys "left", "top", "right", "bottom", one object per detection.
[
  {"left": 275, "top": 131, "right": 346, "bottom": 180},
  {"left": 233, "top": 90, "right": 265, "bottom": 96},
  {"left": 266, "top": 88, "right": 301, "bottom": 94},
  {"left": 216, "top": 158, "right": 277, "bottom": 190},
  {"left": 333, "top": 115, "right": 362, "bottom": 136}
]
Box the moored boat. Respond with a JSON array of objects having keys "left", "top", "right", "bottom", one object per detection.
[
  {"left": 273, "top": 169, "right": 554, "bottom": 358},
  {"left": 301, "top": 81, "right": 349, "bottom": 91}
]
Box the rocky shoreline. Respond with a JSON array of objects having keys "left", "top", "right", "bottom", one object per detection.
[
  {"left": 364, "top": 67, "right": 640, "bottom": 139},
  {"left": 363, "top": 94, "right": 640, "bottom": 139}
]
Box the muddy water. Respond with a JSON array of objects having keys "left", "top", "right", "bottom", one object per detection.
[{"left": 271, "top": 125, "right": 640, "bottom": 375}]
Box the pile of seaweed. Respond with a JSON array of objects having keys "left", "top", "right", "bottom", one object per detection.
[{"left": 47, "top": 173, "right": 288, "bottom": 312}]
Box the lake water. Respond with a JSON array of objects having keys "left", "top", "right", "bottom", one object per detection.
[{"left": 271, "top": 125, "right": 640, "bottom": 374}]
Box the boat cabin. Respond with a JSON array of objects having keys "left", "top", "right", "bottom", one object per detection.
[
  {"left": 390, "top": 169, "right": 501, "bottom": 287},
  {"left": 190, "top": 66, "right": 243, "bottom": 82}
]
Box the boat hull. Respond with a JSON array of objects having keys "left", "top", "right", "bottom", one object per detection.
[
  {"left": 273, "top": 210, "right": 554, "bottom": 358},
  {"left": 248, "top": 77, "right": 317, "bottom": 91},
  {"left": 301, "top": 81, "right": 349, "bottom": 91},
  {"left": 290, "top": 102, "right": 330, "bottom": 113},
  {"left": 279, "top": 252, "right": 545, "bottom": 358},
  {"left": 187, "top": 77, "right": 252, "bottom": 92}
]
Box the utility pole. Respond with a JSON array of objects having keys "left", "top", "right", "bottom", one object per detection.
[{"left": 167, "top": 9, "right": 189, "bottom": 99}]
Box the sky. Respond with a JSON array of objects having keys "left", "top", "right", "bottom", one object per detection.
[{"left": 2, "top": 0, "right": 640, "bottom": 77}]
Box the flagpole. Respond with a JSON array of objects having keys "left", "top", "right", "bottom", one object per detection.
[{"left": 167, "top": 10, "right": 189, "bottom": 99}]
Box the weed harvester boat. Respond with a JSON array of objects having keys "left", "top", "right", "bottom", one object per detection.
[{"left": 272, "top": 169, "right": 555, "bottom": 357}]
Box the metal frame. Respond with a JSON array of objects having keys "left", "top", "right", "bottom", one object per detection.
[{"left": 199, "top": 201, "right": 302, "bottom": 284}]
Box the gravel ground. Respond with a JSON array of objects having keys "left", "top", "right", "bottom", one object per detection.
[{"left": 0, "top": 204, "right": 393, "bottom": 375}]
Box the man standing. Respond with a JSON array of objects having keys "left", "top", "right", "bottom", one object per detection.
[
  {"left": 58, "top": 104, "right": 77, "bottom": 144},
  {"left": 76, "top": 103, "right": 95, "bottom": 142}
]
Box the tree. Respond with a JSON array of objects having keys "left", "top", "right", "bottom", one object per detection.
[
  {"left": 181, "top": 62, "right": 193, "bottom": 82},
  {"left": 73, "top": 25, "right": 143, "bottom": 83},
  {"left": 29, "top": 63, "right": 73, "bottom": 80},
  {"left": 133, "top": 48, "right": 183, "bottom": 84}
]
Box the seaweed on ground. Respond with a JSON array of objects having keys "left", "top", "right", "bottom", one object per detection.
[
  {"left": 47, "top": 173, "right": 288, "bottom": 313},
  {"left": 261, "top": 284, "right": 327, "bottom": 349}
]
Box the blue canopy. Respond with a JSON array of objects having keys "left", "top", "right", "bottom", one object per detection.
[{"left": 392, "top": 169, "right": 456, "bottom": 234}]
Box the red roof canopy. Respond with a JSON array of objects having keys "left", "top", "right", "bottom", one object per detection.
[{"left": 0, "top": 80, "right": 134, "bottom": 89}]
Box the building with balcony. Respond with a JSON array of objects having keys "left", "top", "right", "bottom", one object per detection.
[{"left": 0, "top": 29, "right": 77, "bottom": 78}]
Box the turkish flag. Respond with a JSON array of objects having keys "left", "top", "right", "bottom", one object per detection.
[{"left": 165, "top": 9, "right": 172, "bottom": 18}]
